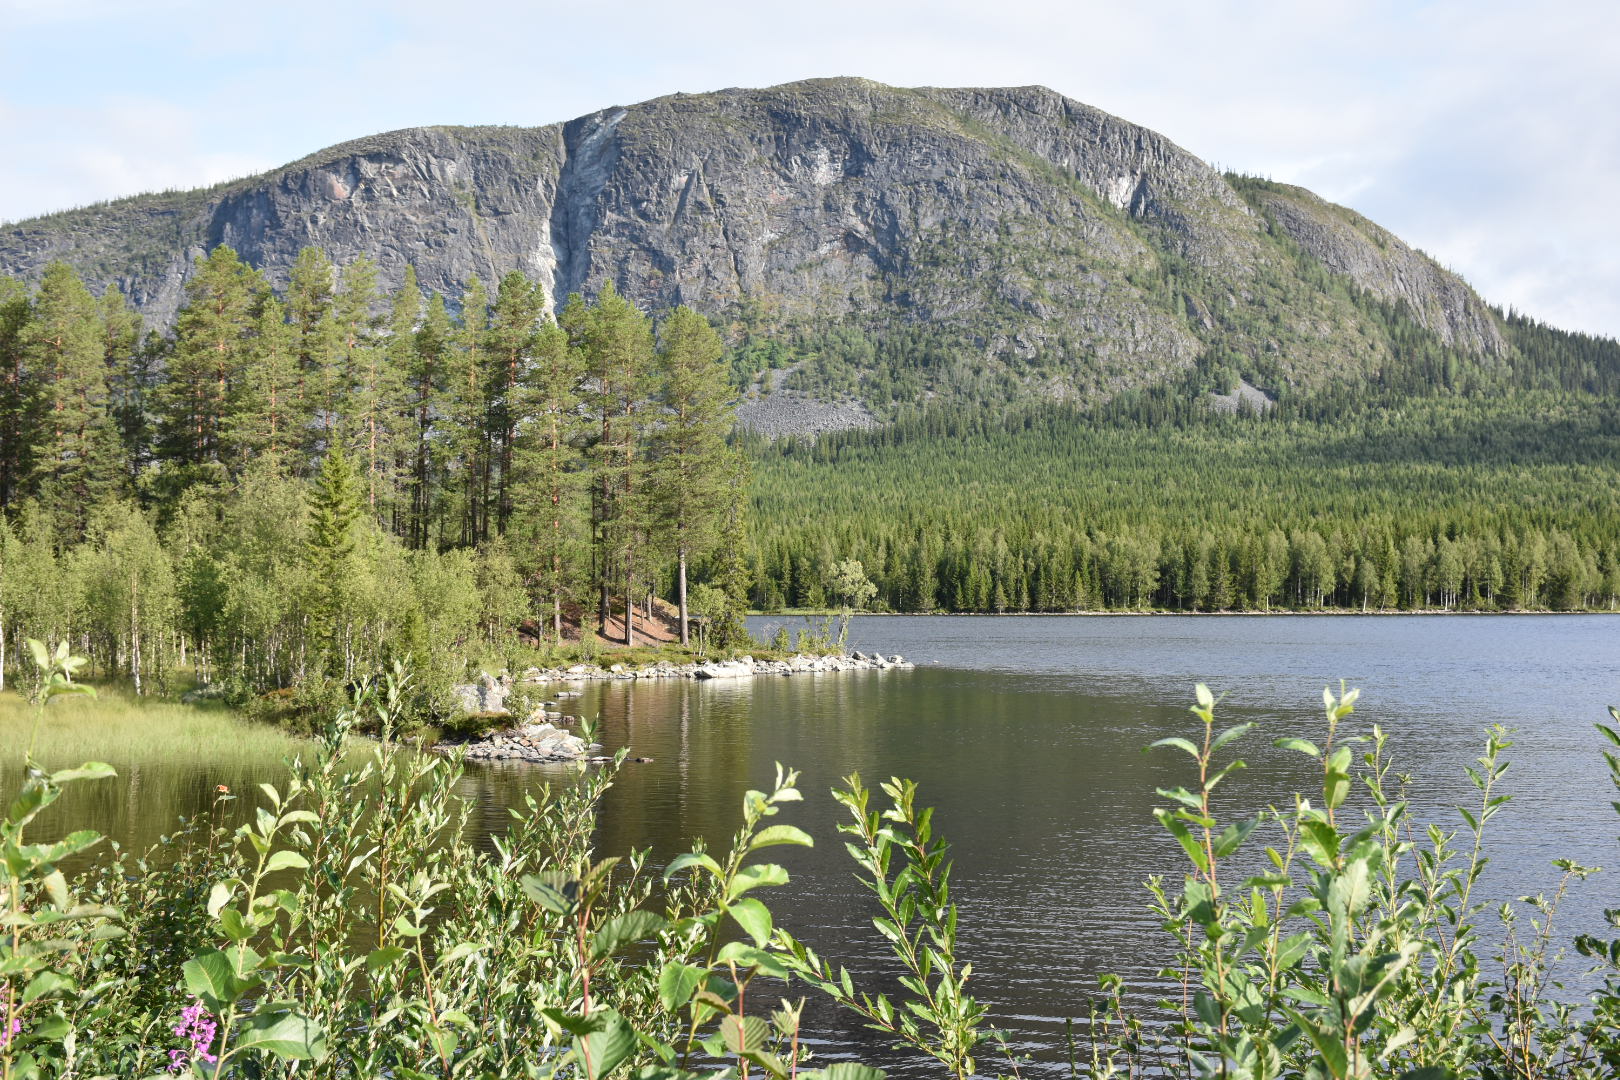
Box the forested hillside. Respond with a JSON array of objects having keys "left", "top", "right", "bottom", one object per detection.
[{"left": 742, "top": 392, "right": 1620, "bottom": 613}]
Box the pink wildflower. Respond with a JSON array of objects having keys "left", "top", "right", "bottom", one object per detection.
[{"left": 168, "top": 998, "right": 218, "bottom": 1073}]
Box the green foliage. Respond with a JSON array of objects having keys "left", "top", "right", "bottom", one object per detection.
[
  {"left": 0, "top": 253, "right": 749, "bottom": 699},
  {"left": 746, "top": 396, "right": 1620, "bottom": 612}
]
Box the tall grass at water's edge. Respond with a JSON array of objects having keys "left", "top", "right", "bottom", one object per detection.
[{"left": 0, "top": 684, "right": 306, "bottom": 772}]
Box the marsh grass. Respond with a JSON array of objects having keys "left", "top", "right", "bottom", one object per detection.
[{"left": 0, "top": 683, "right": 306, "bottom": 773}]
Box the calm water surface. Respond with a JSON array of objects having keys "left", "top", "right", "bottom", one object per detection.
[{"left": 31, "top": 615, "right": 1620, "bottom": 1074}]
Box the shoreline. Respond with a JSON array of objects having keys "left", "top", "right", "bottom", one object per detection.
[
  {"left": 446, "top": 652, "right": 913, "bottom": 763},
  {"left": 755, "top": 609, "right": 1619, "bottom": 618}
]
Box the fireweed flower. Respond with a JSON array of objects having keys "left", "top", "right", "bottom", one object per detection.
[
  {"left": 168, "top": 997, "right": 219, "bottom": 1073},
  {"left": 1, "top": 1015, "right": 20, "bottom": 1048}
]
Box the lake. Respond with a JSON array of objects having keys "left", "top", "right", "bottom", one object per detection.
[{"left": 19, "top": 614, "right": 1620, "bottom": 1075}]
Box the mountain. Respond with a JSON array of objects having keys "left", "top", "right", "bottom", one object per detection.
[{"left": 0, "top": 77, "right": 1537, "bottom": 431}]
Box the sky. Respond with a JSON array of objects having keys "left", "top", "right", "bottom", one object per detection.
[{"left": 3, "top": 0, "right": 1617, "bottom": 338}]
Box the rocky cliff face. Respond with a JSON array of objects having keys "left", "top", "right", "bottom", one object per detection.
[{"left": 0, "top": 77, "right": 1506, "bottom": 419}]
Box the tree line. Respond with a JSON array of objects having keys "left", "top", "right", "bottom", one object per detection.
[{"left": 0, "top": 247, "right": 744, "bottom": 697}]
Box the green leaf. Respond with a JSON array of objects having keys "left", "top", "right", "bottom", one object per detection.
[
  {"left": 542, "top": 1009, "right": 602, "bottom": 1037},
  {"left": 716, "top": 941, "right": 790, "bottom": 978},
  {"left": 662, "top": 851, "right": 724, "bottom": 881},
  {"left": 728, "top": 897, "right": 774, "bottom": 947},
  {"left": 47, "top": 762, "right": 115, "bottom": 785},
  {"left": 21, "top": 971, "right": 73, "bottom": 1003},
  {"left": 1194, "top": 683, "right": 1215, "bottom": 709},
  {"left": 1285, "top": 1009, "right": 1348, "bottom": 1078},
  {"left": 728, "top": 862, "right": 790, "bottom": 900},
  {"left": 573, "top": 1008, "right": 637, "bottom": 1080},
  {"left": 1275, "top": 737, "right": 1321, "bottom": 758},
  {"left": 1148, "top": 737, "right": 1201, "bottom": 758},
  {"left": 182, "top": 950, "right": 260, "bottom": 1010},
  {"left": 234, "top": 1009, "right": 326, "bottom": 1060},
  {"left": 438, "top": 941, "right": 485, "bottom": 966},
  {"left": 658, "top": 961, "right": 705, "bottom": 1011},
  {"left": 219, "top": 907, "right": 252, "bottom": 942},
  {"left": 802, "top": 1065, "right": 887, "bottom": 1080},
  {"left": 748, "top": 825, "right": 813, "bottom": 852},
  {"left": 720, "top": 1014, "right": 770, "bottom": 1055},
  {"left": 367, "top": 946, "right": 407, "bottom": 975},
  {"left": 591, "top": 910, "right": 668, "bottom": 961},
  {"left": 520, "top": 872, "right": 577, "bottom": 915},
  {"left": 1210, "top": 722, "right": 1253, "bottom": 753},
  {"left": 264, "top": 850, "right": 310, "bottom": 874},
  {"left": 1213, "top": 816, "right": 1260, "bottom": 858},
  {"left": 1153, "top": 808, "right": 1209, "bottom": 873}
]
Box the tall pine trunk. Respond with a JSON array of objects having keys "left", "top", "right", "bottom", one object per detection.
[{"left": 678, "top": 545, "right": 689, "bottom": 646}]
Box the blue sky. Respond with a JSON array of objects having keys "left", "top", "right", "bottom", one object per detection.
[{"left": 3, "top": 0, "right": 1617, "bottom": 338}]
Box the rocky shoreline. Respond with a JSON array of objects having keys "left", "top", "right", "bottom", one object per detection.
[
  {"left": 436, "top": 721, "right": 594, "bottom": 764},
  {"left": 443, "top": 651, "right": 911, "bottom": 764}
]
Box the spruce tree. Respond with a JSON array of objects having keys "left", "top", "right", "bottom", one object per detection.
[
  {"left": 0, "top": 277, "right": 31, "bottom": 510},
  {"left": 286, "top": 247, "right": 340, "bottom": 469}
]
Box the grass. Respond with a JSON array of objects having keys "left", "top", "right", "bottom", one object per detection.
[{"left": 0, "top": 682, "right": 307, "bottom": 774}]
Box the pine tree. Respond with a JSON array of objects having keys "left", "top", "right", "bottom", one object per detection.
[
  {"left": 228, "top": 295, "right": 299, "bottom": 467},
  {"left": 286, "top": 247, "right": 340, "bottom": 466},
  {"left": 584, "top": 282, "right": 654, "bottom": 644},
  {"left": 513, "top": 316, "right": 585, "bottom": 641},
  {"left": 22, "top": 262, "right": 127, "bottom": 538},
  {"left": 486, "top": 271, "right": 548, "bottom": 534},
  {"left": 409, "top": 291, "right": 454, "bottom": 549},
  {"left": 0, "top": 277, "right": 31, "bottom": 510},
  {"left": 449, "top": 276, "right": 491, "bottom": 544},
  {"left": 98, "top": 288, "right": 144, "bottom": 486},
  {"left": 158, "top": 246, "right": 263, "bottom": 475},
  {"left": 380, "top": 266, "right": 423, "bottom": 532},
  {"left": 650, "top": 307, "right": 733, "bottom": 644},
  {"left": 332, "top": 257, "right": 384, "bottom": 488}
]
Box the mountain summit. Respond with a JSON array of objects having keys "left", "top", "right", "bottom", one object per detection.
[{"left": 1, "top": 77, "right": 1510, "bottom": 417}]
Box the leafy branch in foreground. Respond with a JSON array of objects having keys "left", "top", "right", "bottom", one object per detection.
[
  {"left": 777, "top": 774, "right": 1000, "bottom": 1080},
  {"left": 1097, "top": 685, "right": 1618, "bottom": 1080}
]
